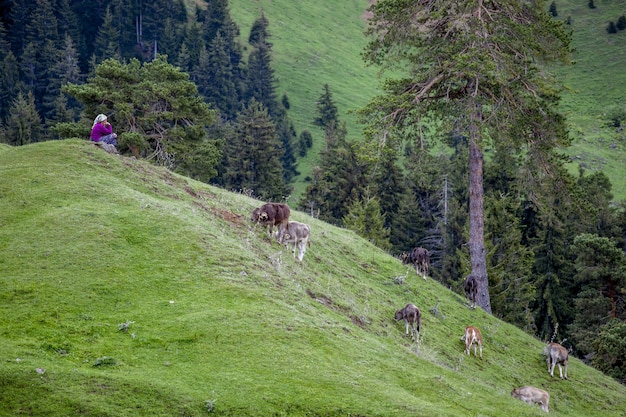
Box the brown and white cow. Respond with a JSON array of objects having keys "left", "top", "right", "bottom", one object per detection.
[
  {"left": 401, "top": 247, "right": 430, "bottom": 280},
  {"left": 282, "top": 221, "right": 311, "bottom": 261},
  {"left": 251, "top": 203, "right": 290, "bottom": 243},
  {"left": 511, "top": 386, "right": 550, "bottom": 413},
  {"left": 460, "top": 325, "right": 483, "bottom": 359},
  {"left": 394, "top": 303, "right": 421, "bottom": 342},
  {"left": 546, "top": 342, "right": 568, "bottom": 379},
  {"left": 463, "top": 274, "right": 478, "bottom": 309}
]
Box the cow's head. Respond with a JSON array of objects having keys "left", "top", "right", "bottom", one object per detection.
[{"left": 251, "top": 208, "right": 261, "bottom": 222}]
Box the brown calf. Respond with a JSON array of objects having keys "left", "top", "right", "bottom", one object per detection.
[
  {"left": 511, "top": 386, "right": 550, "bottom": 413},
  {"left": 460, "top": 326, "right": 483, "bottom": 359},
  {"left": 463, "top": 274, "right": 478, "bottom": 309},
  {"left": 251, "top": 203, "right": 291, "bottom": 243},
  {"left": 546, "top": 342, "right": 568, "bottom": 379},
  {"left": 394, "top": 303, "right": 421, "bottom": 342},
  {"left": 401, "top": 247, "right": 430, "bottom": 280}
]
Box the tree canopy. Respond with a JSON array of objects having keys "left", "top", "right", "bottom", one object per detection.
[{"left": 361, "top": 0, "right": 573, "bottom": 313}]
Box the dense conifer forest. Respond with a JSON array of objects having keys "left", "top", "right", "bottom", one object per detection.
[{"left": 0, "top": 0, "right": 625, "bottom": 384}]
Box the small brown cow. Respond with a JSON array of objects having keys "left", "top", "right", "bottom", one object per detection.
[
  {"left": 463, "top": 274, "right": 478, "bottom": 309},
  {"left": 394, "top": 303, "right": 421, "bottom": 342},
  {"left": 511, "top": 386, "right": 550, "bottom": 413},
  {"left": 460, "top": 325, "right": 483, "bottom": 359},
  {"left": 546, "top": 342, "right": 568, "bottom": 379},
  {"left": 282, "top": 221, "right": 311, "bottom": 261},
  {"left": 251, "top": 203, "right": 290, "bottom": 243},
  {"left": 401, "top": 247, "right": 430, "bottom": 280}
]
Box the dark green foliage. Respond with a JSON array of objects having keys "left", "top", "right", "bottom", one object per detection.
[
  {"left": 343, "top": 195, "right": 392, "bottom": 251},
  {"left": 94, "top": 6, "right": 121, "bottom": 62},
  {"left": 2, "top": 91, "right": 42, "bottom": 145},
  {"left": 314, "top": 84, "right": 339, "bottom": 133},
  {"left": 361, "top": 0, "right": 573, "bottom": 313},
  {"left": 298, "top": 130, "right": 313, "bottom": 157},
  {"left": 617, "top": 15, "right": 626, "bottom": 31},
  {"left": 592, "top": 320, "right": 626, "bottom": 383},
  {"left": 221, "top": 99, "right": 288, "bottom": 200},
  {"left": 63, "top": 56, "right": 219, "bottom": 177},
  {"left": 606, "top": 21, "right": 617, "bottom": 34},
  {"left": 549, "top": 1, "right": 558, "bottom": 17},
  {"left": 298, "top": 134, "right": 366, "bottom": 225},
  {"left": 485, "top": 194, "right": 536, "bottom": 331},
  {"left": 277, "top": 118, "right": 299, "bottom": 182}
]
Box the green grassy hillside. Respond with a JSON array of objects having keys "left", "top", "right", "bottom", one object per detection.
[
  {"left": 1, "top": 140, "right": 625, "bottom": 416},
  {"left": 224, "top": 0, "right": 626, "bottom": 200}
]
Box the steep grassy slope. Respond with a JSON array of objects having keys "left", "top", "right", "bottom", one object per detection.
[
  {"left": 224, "top": 0, "right": 626, "bottom": 200},
  {"left": 1, "top": 140, "right": 625, "bottom": 416}
]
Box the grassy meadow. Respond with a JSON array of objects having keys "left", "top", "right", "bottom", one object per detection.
[
  {"left": 221, "top": 0, "right": 626, "bottom": 200},
  {"left": 1, "top": 140, "right": 625, "bottom": 416}
]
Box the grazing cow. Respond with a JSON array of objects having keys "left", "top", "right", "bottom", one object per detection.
[
  {"left": 282, "top": 221, "right": 311, "bottom": 261},
  {"left": 546, "top": 342, "right": 569, "bottom": 379},
  {"left": 251, "top": 203, "right": 290, "bottom": 243},
  {"left": 460, "top": 325, "right": 483, "bottom": 359},
  {"left": 511, "top": 386, "right": 550, "bottom": 413},
  {"left": 464, "top": 274, "right": 478, "bottom": 309},
  {"left": 401, "top": 247, "right": 430, "bottom": 280},
  {"left": 394, "top": 303, "right": 421, "bottom": 342}
]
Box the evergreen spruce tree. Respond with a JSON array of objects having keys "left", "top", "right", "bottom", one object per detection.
[
  {"left": 182, "top": 22, "right": 204, "bottom": 74},
  {"left": 314, "top": 84, "right": 339, "bottom": 132},
  {"left": 198, "top": 33, "right": 239, "bottom": 120},
  {"left": 222, "top": 99, "right": 288, "bottom": 200},
  {"left": 343, "top": 195, "right": 392, "bottom": 251},
  {"left": 549, "top": 1, "right": 558, "bottom": 17},
  {"left": 607, "top": 21, "right": 618, "bottom": 34},
  {"left": 298, "top": 130, "right": 313, "bottom": 157},
  {"left": 94, "top": 6, "right": 121, "bottom": 63},
  {"left": 244, "top": 13, "right": 280, "bottom": 119},
  {"left": 44, "top": 35, "right": 83, "bottom": 124},
  {"left": 484, "top": 194, "right": 536, "bottom": 331},
  {"left": 276, "top": 118, "right": 299, "bottom": 183},
  {"left": 3, "top": 91, "right": 42, "bottom": 146},
  {"left": 361, "top": 0, "right": 572, "bottom": 313}
]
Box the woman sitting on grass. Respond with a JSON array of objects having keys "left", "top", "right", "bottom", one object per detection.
[{"left": 90, "top": 114, "right": 118, "bottom": 147}]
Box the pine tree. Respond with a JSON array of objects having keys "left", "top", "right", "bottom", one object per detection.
[
  {"left": 314, "top": 84, "right": 339, "bottom": 132},
  {"left": 244, "top": 13, "right": 280, "bottom": 119},
  {"left": 197, "top": 33, "right": 239, "bottom": 120},
  {"left": 3, "top": 91, "right": 42, "bottom": 146},
  {"left": 221, "top": 99, "right": 288, "bottom": 200},
  {"left": 0, "top": 51, "right": 20, "bottom": 122},
  {"left": 63, "top": 56, "right": 218, "bottom": 175},
  {"left": 361, "top": 0, "right": 572, "bottom": 313},
  {"left": 343, "top": 195, "right": 392, "bottom": 251},
  {"left": 94, "top": 6, "right": 121, "bottom": 63},
  {"left": 549, "top": 1, "right": 558, "bottom": 17},
  {"left": 607, "top": 21, "right": 618, "bottom": 34}
]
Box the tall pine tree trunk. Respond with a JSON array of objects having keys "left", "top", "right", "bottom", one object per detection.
[{"left": 468, "top": 103, "right": 492, "bottom": 313}]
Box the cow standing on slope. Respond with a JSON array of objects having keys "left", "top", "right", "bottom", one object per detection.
[
  {"left": 251, "top": 203, "right": 290, "bottom": 243},
  {"left": 461, "top": 325, "right": 483, "bottom": 359},
  {"left": 463, "top": 274, "right": 478, "bottom": 309},
  {"left": 282, "top": 221, "right": 311, "bottom": 261},
  {"left": 394, "top": 303, "right": 421, "bottom": 342},
  {"left": 546, "top": 342, "right": 569, "bottom": 379},
  {"left": 401, "top": 247, "right": 430, "bottom": 280}
]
